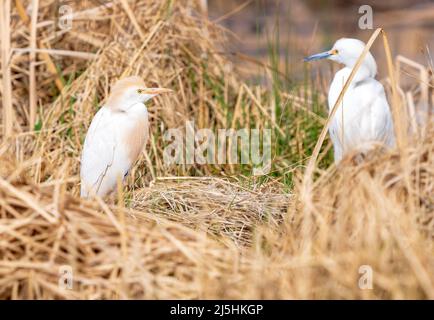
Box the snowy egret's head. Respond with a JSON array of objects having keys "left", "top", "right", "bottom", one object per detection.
[
  {"left": 106, "top": 76, "right": 173, "bottom": 110},
  {"left": 304, "top": 38, "right": 377, "bottom": 77}
]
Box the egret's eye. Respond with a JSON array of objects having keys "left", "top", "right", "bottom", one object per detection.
[
  {"left": 332, "top": 49, "right": 339, "bottom": 55},
  {"left": 137, "top": 89, "right": 143, "bottom": 94}
]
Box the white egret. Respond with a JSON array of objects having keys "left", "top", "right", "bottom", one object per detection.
[
  {"left": 304, "top": 38, "right": 395, "bottom": 163},
  {"left": 80, "top": 76, "right": 172, "bottom": 198}
]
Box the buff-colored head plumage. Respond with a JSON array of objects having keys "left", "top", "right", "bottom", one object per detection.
[{"left": 105, "top": 76, "right": 172, "bottom": 111}]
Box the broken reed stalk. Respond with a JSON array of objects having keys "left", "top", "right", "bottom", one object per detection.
[
  {"left": 119, "top": 0, "right": 146, "bottom": 40},
  {"left": 1, "top": 0, "right": 13, "bottom": 137},
  {"left": 382, "top": 31, "right": 425, "bottom": 266},
  {"left": 29, "top": 0, "right": 39, "bottom": 130},
  {"left": 396, "top": 55, "right": 429, "bottom": 107},
  {"left": 14, "top": 0, "right": 29, "bottom": 24},
  {"left": 13, "top": 48, "right": 97, "bottom": 60},
  {"left": 199, "top": 0, "right": 208, "bottom": 16},
  {"left": 381, "top": 30, "right": 408, "bottom": 152}
]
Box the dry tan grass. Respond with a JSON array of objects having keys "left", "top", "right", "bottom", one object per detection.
[
  {"left": 1, "top": 126, "right": 433, "bottom": 299},
  {"left": 0, "top": 0, "right": 433, "bottom": 299},
  {"left": 132, "top": 177, "right": 289, "bottom": 247},
  {"left": 2, "top": 0, "right": 294, "bottom": 189}
]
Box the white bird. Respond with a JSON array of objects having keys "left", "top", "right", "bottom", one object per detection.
[
  {"left": 80, "top": 76, "right": 172, "bottom": 198},
  {"left": 304, "top": 38, "right": 395, "bottom": 163}
]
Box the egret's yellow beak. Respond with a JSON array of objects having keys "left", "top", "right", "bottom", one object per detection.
[{"left": 139, "top": 88, "right": 173, "bottom": 95}]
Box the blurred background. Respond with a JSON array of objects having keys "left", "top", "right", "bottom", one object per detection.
[{"left": 208, "top": 0, "right": 434, "bottom": 85}]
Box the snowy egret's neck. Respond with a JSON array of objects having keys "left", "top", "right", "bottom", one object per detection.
[
  {"left": 344, "top": 65, "right": 373, "bottom": 85},
  {"left": 342, "top": 51, "right": 377, "bottom": 81}
]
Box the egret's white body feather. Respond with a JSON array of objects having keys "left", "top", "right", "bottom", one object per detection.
[
  {"left": 79, "top": 76, "right": 172, "bottom": 198},
  {"left": 80, "top": 103, "right": 148, "bottom": 197},
  {"left": 328, "top": 67, "right": 395, "bottom": 162}
]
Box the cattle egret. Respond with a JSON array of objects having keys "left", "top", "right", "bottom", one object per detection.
[
  {"left": 80, "top": 76, "right": 172, "bottom": 198},
  {"left": 304, "top": 38, "right": 395, "bottom": 163}
]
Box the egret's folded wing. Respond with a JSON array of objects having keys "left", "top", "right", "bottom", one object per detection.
[
  {"left": 328, "top": 123, "right": 344, "bottom": 163},
  {"left": 80, "top": 107, "right": 117, "bottom": 196},
  {"left": 370, "top": 89, "right": 396, "bottom": 148}
]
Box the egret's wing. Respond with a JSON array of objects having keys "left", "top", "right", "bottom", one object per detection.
[
  {"left": 369, "top": 87, "right": 396, "bottom": 148},
  {"left": 80, "top": 107, "right": 118, "bottom": 197},
  {"left": 329, "top": 124, "right": 343, "bottom": 163}
]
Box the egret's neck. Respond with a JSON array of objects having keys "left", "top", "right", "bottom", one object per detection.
[
  {"left": 342, "top": 52, "right": 377, "bottom": 81},
  {"left": 106, "top": 95, "right": 146, "bottom": 113},
  {"left": 352, "top": 65, "right": 372, "bottom": 83},
  {"left": 335, "top": 63, "right": 375, "bottom": 88},
  {"left": 127, "top": 102, "right": 148, "bottom": 116}
]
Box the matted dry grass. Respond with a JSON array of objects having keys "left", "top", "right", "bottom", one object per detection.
[
  {"left": 0, "top": 0, "right": 433, "bottom": 299},
  {"left": 1, "top": 127, "right": 433, "bottom": 299},
  {"left": 133, "top": 177, "right": 289, "bottom": 246}
]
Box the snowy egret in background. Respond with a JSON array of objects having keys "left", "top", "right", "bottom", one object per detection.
[
  {"left": 80, "top": 76, "right": 172, "bottom": 198},
  {"left": 304, "top": 38, "right": 395, "bottom": 163}
]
